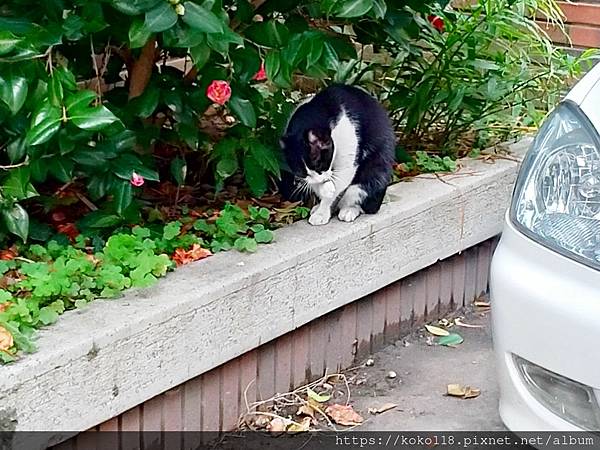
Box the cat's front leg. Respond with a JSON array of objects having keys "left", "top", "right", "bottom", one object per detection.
[
  {"left": 309, "top": 181, "right": 335, "bottom": 226},
  {"left": 308, "top": 202, "right": 332, "bottom": 226}
]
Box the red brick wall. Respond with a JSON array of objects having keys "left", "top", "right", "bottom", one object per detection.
[{"left": 539, "top": 1, "right": 600, "bottom": 48}]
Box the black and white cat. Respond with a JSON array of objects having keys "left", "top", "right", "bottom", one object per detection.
[{"left": 280, "top": 84, "right": 395, "bottom": 226}]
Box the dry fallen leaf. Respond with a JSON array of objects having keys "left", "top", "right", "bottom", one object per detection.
[
  {"left": 425, "top": 324, "right": 450, "bottom": 337},
  {"left": 368, "top": 403, "right": 398, "bottom": 415},
  {"left": 0, "top": 325, "right": 14, "bottom": 351},
  {"left": 325, "top": 404, "right": 364, "bottom": 426},
  {"left": 251, "top": 414, "right": 271, "bottom": 429},
  {"left": 474, "top": 300, "right": 491, "bottom": 308},
  {"left": 0, "top": 246, "right": 17, "bottom": 261},
  {"left": 463, "top": 386, "right": 481, "bottom": 399},
  {"left": 455, "top": 318, "right": 483, "bottom": 328},
  {"left": 447, "top": 384, "right": 481, "bottom": 399},
  {"left": 172, "top": 244, "right": 212, "bottom": 266},
  {"left": 267, "top": 417, "right": 288, "bottom": 432},
  {"left": 297, "top": 404, "right": 316, "bottom": 419},
  {"left": 287, "top": 416, "right": 311, "bottom": 433}
]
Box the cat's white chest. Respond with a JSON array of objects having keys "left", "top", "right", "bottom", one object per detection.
[{"left": 331, "top": 110, "right": 359, "bottom": 171}]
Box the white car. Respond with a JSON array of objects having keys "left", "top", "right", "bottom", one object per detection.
[{"left": 491, "top": 62, "right": 600, "bottom": 431}]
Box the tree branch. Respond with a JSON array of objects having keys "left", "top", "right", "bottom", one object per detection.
[{"left": 128, "top": 38, "right": 158, "bottom": 100}]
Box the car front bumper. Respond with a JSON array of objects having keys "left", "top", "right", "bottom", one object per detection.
[{"left": 491, "top": 215, "right": 600, "bottom": 431}]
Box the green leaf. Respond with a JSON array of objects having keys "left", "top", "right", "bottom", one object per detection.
[
  {"left": 6, "top": 138, "right": 26, "bottom": 164},
  {"left": 170, "top": 157, "right": 187, "bottom": 186},
  {"left": 254, "top": 229, "right": 273, "bottom": 244},
  {"left": 182, "top": 2, "right": 224, "bottom": 33},
  {"left": 0, "top": 290, "right": 12, "bottom": 303},
  {"left": 38, "top": 306, "right": 59, "bottom": 325},
  {"left": 438, "top": 333, "right": 464, "bottom": 347},
  {"left": 307, "top": 387, "right": 331, "bottom": 403},
  {"left": 335, "top": 0, "right": 373, "bottom": 18},
  {"left": 371, "top": 0, "right": 387, "bottom": 18},
  {"left": 234, "top": 236, "right": 258, "bottom": 252},
  {"left": 26, "top": 104, "right": 62, "bottom": 146},
  {"left": 112, "top": 180, "right": 133, "bottom": 214},
  {"left": 2, "top": 203, "right": 29, "bottom": 241},
  {"left": 48, "top": 158, "right": 74, "bottom": 183},
  {"left": 163, "top": 221, "right": 182, "bottom": 240},
  {"left": 206, "top": 28, "right": 243, "bottom": 54},
  {"left": 229, "top": 96, "right": 256, "bottom": 128},
  {"left": 190, "top": 44, "right": 211, "bottom": 69},
  {"left": 265, "top": 51, "right": 280, "bottom": 80},
  {"left": 129, "top": 19, "right": 152, "bottom": 48},
  {"left": 74, "top": 299, "right": 87, "bottom": 309},
  {"left": 3, "top": 168, "right": 38, "bottom": 200},
  {"left": 216, "top": 157, "right": 238, "bottom": 179},
  {"left": 306, "top": 36, "right": 324, "bottom": 67},
  {"left": 145, "top": 2, "right": 178, "bottom": 33},
  {"left": 131, "top": 85, "right": 160, "bottom": 118},
  {"left": 48, "top": 75, "right": 64, "bottom": 107},
  {"left": 244, "top": 155, "right": 268, "bottom": 197},
  {"left": 245, "top": 21, "right": 288, "bottom": 48},
  {"left": 79, "top": 211, "right": 122, "bottom": 228},
  {"left": 0, "top": 31, "right": 21, "bottom": 55},
  {"left": 65, "top": 90, "right": 97, "bottom": 111},
  {"left": 249, "top": 141, "right": 280, "bottom": 176},
  {"left": 110, "top": 0, "right": 144, "bottom": 15},
  {"left": 0, "top": 75, "right": 28, "bottom": 114},
  {"left": 69, "top": 104, "right": 120, "bottom": 131}
]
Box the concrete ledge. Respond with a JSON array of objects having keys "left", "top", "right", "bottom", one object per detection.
[{"left": 0, "top": 138, "right": 530, "bottom": 435}]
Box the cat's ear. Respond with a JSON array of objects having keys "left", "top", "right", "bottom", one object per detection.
[{"left": 307, "top": 129, "right": 333, "bottom": 155}]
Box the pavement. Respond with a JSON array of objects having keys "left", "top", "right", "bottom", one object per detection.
[{"left": 349, "top": 309, "right": 505, "bottom": 431}]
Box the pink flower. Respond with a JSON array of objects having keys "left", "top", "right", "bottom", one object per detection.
[
  {"left": 253, "top": 62, "right": 267, "bottom": 81},
  {"left": 428, "top": 15, "right": 445, "bottom": 32},
  {"left": 131, "top": 172, "right": 145, "bottom": 187},
  {"left": 206, "top": 80, "right": 232, "bottom": 105}
]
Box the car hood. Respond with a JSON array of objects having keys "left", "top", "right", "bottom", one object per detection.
[{"left": 566, "top": 61, "right": 600, "bottom": 134}]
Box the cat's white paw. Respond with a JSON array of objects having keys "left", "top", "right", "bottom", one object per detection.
[
  {"left": 309, "top": 207, "right": 331, "bottom": 226},
  {"left": 318, "top": 180, "right": 336, "bottom": 200},
  {"left": 338, "top": 206, "right": 361, "bottom": 222}
]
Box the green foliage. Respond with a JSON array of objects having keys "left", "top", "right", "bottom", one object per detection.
[
  {"left": 348, "top": 0, "right": 596, "bottom": 156},
  {"left": 0, "top": 0, "right": 445, "bottom": 243},
  {"left": 0, "top": 201, "right": 278, "bottom": 362},
  {"left": 404, "top": 151, "right": 456, "bottom": 173}
]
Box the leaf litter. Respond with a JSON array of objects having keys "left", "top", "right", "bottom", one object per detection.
[
  {"left": 238, "top": 309, "right": 487, "bottom": 434},
  {"left": 239, "top": 372, "right": 361, "bottom": 432}
]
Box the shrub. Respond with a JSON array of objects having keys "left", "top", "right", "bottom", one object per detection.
[
  {"left": 343, "top": 0, "right": 596, "bottom": 155},
  {"left": 0, "top": 0, "right": 447, "bottom": 243}
]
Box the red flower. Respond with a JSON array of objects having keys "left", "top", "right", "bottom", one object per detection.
[
  {"left": 206, "top": 80, "right": 232, "bottom": 105},
  {"left": 131, "top": 172, "right": 145, "bottom": 187},
  {"left": 253, "top": 62, "right": 267, "bottom": 81},
  {"left": 428, "top": 15, "right": 445, "bottom": 32}
]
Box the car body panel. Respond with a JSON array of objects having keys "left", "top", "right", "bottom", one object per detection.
[{"left": 492, "top": 62, "right": 600, "bottom": 431}]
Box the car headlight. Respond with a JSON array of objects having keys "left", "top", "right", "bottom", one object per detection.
[{"left": 511, "top": 101, "right": 600, "bottom": 271}]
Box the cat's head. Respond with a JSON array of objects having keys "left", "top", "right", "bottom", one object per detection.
[{"left": 280, "top": 128, "right": 334, "bottom": 185}]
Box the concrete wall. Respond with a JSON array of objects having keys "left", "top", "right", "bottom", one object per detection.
[{"left": 55, "top": 237, "right": 496, "bottom": 450}]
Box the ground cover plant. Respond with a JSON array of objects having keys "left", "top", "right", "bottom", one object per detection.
[{"left": 0, "top": 0, "right": 595, "bottom": 361}]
